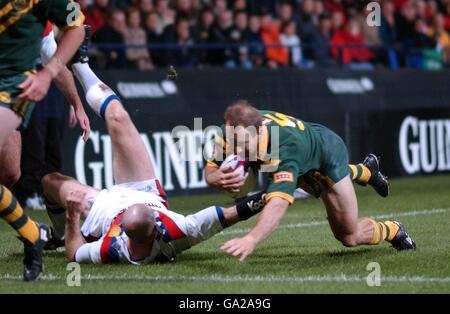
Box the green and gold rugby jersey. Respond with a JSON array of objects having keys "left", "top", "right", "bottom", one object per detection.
[
  {"left": 207, "top": 110, "right": 350, "bottom": 204},
  {"left": 0, "top": 0, "right": 85, "bottom": 77}
]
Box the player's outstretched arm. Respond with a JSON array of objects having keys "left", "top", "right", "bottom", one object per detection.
[
  {"left": 19, "top": 26, "right": 85, "bottom": 102},
  {"left": 220, "top": 197, "right": 289, "bottom": 261}
]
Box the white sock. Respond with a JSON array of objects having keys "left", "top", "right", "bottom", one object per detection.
[
  {"left": 184, "top": 206, "right": 225, "bottom": 246},
  {"left": 72, "top": 63, "right": 119, "bottom": 119},
  {"left": 72, "top": 62, "right": 101, "bottom": 93}
]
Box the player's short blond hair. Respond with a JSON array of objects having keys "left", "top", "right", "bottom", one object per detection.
[{"left": 224, "top": 100, "right": 262, "bottom": 128}]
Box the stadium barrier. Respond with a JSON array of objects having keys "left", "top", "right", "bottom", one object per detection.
[{"left": 61, "top": 68, "right": 450, "bottom": 196}]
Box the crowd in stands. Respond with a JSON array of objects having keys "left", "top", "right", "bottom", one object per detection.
[{"left": 78, "top": 0, "right": 450, "bottom": 69}]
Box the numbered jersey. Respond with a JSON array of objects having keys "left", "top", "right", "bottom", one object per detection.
[{"left": 208, "top": 110, "right": 345, "bottom": 204}]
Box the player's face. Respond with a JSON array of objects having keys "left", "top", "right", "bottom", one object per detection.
[{"left": 232, "top": 125, "right": 259, "bottom": 162}]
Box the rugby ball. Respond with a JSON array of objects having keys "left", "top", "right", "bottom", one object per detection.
[{"left": 220, "top": 154, "right": 258, "bottom": 199}]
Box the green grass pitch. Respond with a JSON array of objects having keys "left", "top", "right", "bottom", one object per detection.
[{"left": 0, "top": 175, "right": 449, "bottom": 293}]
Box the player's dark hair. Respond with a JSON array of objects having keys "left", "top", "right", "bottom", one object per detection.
[{"left": 224, "top": 100, "right": 262, "bottom": 128}]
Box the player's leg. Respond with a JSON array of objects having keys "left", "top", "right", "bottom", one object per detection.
[
  {"left": 72, "top": 63, "right": 155, "bottom": 184},
  {"left": 0, "top": 131, "right": 21, "bottom": 188},
  {"left": 0, "top": 108, "right": 42, "bottom": 245},
  {"left": 105, "top": 100, "right": 156, "bottom": 183},
  {"left": 319, "top": 127, "right": 414, "bottom": 250},
  {"left": 321, "top": 175, "right": 415, "bottom": 250},
  {"left": 0, "top": 109, "right": 51, "bottom": 281},
  {"left": 0, "top": 106, "right": 22, "bottom": 146},
  {"left": 321, "top": 176, "right": 375, "bottom": 246}
]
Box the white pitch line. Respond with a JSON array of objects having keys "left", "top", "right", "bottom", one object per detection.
[
  {"left": 218, "top": 208, "right": 450, "bottom": 236},
  {"left": 1, "top": 273, "right": 449, "bottom": 283}
]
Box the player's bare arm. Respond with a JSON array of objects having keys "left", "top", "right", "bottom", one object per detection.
[
  {"left": 54, "top": 66, "right": 90, "bottom": 141},
  {"left": 39, "top": 24, "right": 91, "bottom": 141},
  {"left": 64, "top": 190, "right": 86, "bottom": 262},
  {"left": 19, "top": 26, "right": 85, "bottom": 102},
  {"left": 221, "top": 196, "right": 290, "bottom": 261}
]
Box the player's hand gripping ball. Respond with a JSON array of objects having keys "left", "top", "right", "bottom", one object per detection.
[{"left": 220, "top": 154, "right": 258, "bottom": 199}]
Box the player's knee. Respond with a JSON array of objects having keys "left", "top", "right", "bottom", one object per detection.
[
  {"left": 107, "top": 102, "right": 130, "bottom": 125},
  {"left": 0, "top": 169, "right": 20, "bottom": 188},
  {"left": 41, "top": 172, "right": 60, "bottom": 188},
  {"left": 335, "top": 233, "right": 358, "bottom": 247}
]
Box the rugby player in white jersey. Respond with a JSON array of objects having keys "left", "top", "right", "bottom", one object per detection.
[{"left": 41, "top": 59, "right": 264, "bottom": 264}]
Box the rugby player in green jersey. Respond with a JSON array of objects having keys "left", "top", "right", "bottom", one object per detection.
[
  {"left": 205, "top": 100, "right": 416, "bottom": 261},
  {"left": 0, "top": 0, "right": 85, "bottom": 280}
]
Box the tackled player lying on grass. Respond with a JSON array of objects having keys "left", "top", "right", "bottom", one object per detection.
[{"left": 41, "top": 66, "right": 268, "bottom": 264}]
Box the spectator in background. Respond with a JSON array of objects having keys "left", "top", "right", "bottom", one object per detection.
[
  {"left": 146, "top": 12, "right": 164, "bottom": 39},
  {"left": 155, "top": 0, "right": 176, "bottom": 31},
  {"left": 330, "top": 16, "right": 374, "bottom": 68},
  {"left": 413, "top": 16, "right": 437, "bottom": 48},
  {"left": 356, "top": 3, "right": 383, "bottom": 66},
  {"left": 380, "top": 0, "right": 398, "bottom": 45},
  {"left": 145, "top": 13, "right": 165, "bottom": 67},
  {"left": 83, "top": 0, "right": 110, "bottom": 35},
  {"left": 213, "top": 0, "right": 228, "bottom": 15},
  {"left": 192, "top": 0, "right": 204, "bottom": 13},
  {"left": 315, "top": 12, "right": 336, "bottom": 66},
  {"left": 331, "top": 10, "right": 345, "bottom": 34},
  {"left": 296, "top": 0, "right": 322, "bottom": 59},
  {"left": 176, "top": 0, "right": 199, "bottom": 25},
  {"left": 280, "top": 20, "right": 303, "bottom": 67},
  {"left": 124, "top": 6, "right": 154, "bottom": 70},
  {"left": 211, "top": 10, "right": 234, "bottom": 66},
  {"left": 278, "top": 2, "right": 294, "bottom": 24},
  {"left": 94, "top": 10, "right": 127, "bottom": 69},
  {"left": 233, "top": 0, "right": 247, "bottom": 12},
  {"left": 325, "top": 0, "right": 345, "bottom": 14},
  {"left": 137, "top": 0, "right": 154, "bottom": 22},
  {"left": 425, "top": 0, "right": 439, "bottom": 22},
  {"left": 109, "top": 0, "right": 133, "bottom": 11},
  {"left": 445, "top": 2, "right": 450, "bottom": 32},
  {"left": 416, "top": 0, "right": 428, "bottom": 20},
  {"left": 428, "top": 12, "right": 450, "bottom": 62},
  {"left": 247, "top": 0, "right": 278, "bottom": 15},
  {"left": 358, "top": 5, "right": 381, "bottom": 46},
  {"left": 168, "top": 17, "right": 196, "bottom": 67},
  {"left": 245, "top": 14, "right": 265, "bottom": 67},
  {"left": 396, "top": 0, "right": 418, "bottom": 45},
  {"left": 313, "top": 0, "right": 326, "bottom": 25},
  {"left": 395, "top": 0, "right": 419, "bottom": 66},
  {"left": 195, "top": 9, "right": 217, "bottom": 65},
  {"left": 260, "top": 11, "right": 289, "bottom": 68},
  {"left": 228, "top": 10, "right": 253, "bottom": 68},
  {"left": 393, "top": 0, "right": 410, "bottom": 11}
]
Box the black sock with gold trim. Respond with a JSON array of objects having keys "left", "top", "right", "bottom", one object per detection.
[
  {"left": 0, "top": 185, "right": 39, "bottom": 244},
  {"left": 348, "top": 164, "right": 372, "bottom": 185}
]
